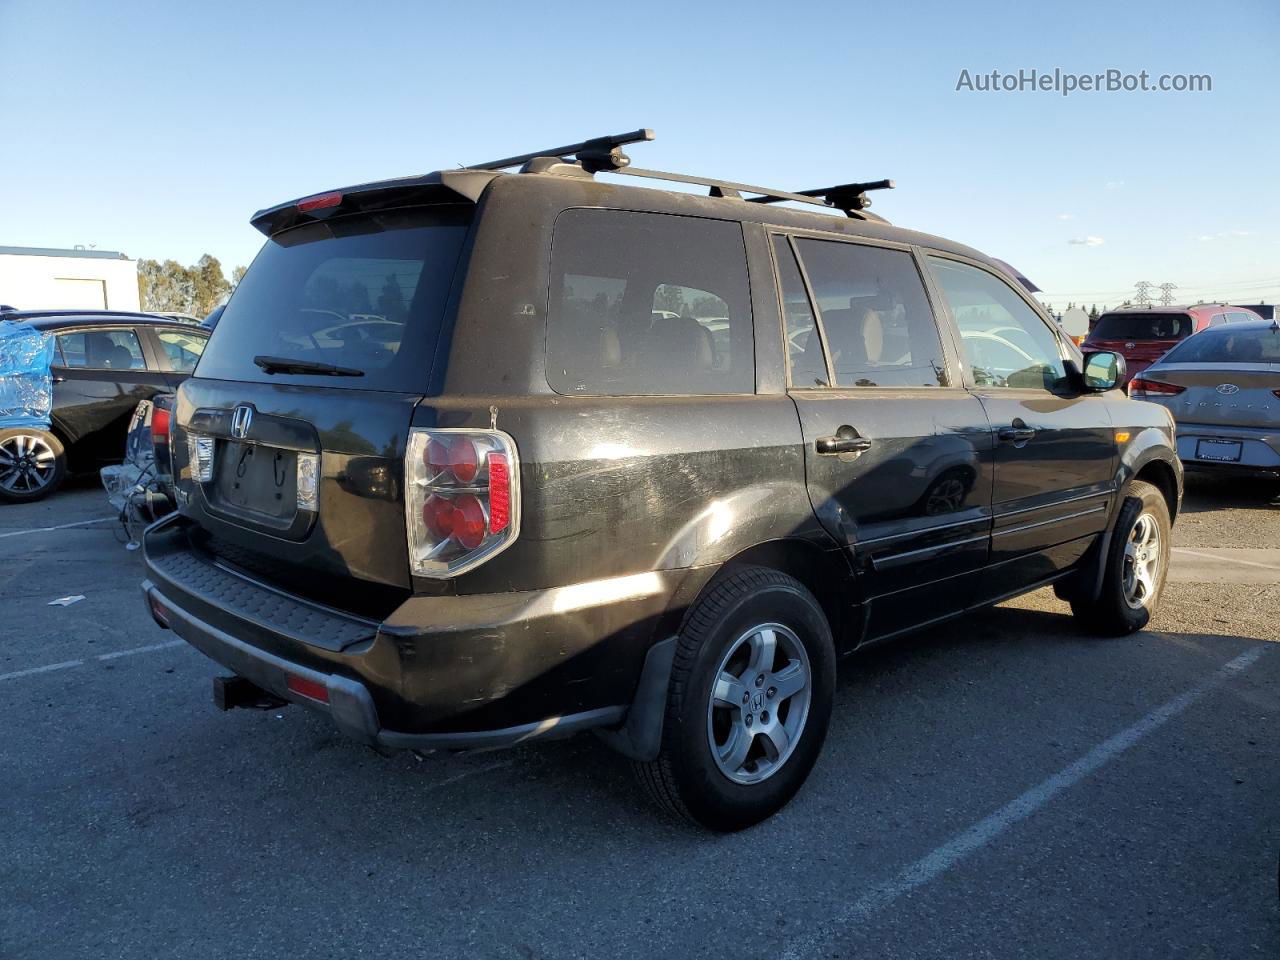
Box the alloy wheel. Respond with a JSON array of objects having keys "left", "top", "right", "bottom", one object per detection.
[
  {"left": 1122, "top": 513, "right": 1161, "bottom": 610},
  {"left": 0, "top": 434, "right": 57, "bottom": 494},
  {"left": 706, "top": 622, "right": 812, "bottom": 785}
]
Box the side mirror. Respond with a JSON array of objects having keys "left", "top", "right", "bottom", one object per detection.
[{"left": 1082, "top": 351, "right": 1125, "bottom": 392}]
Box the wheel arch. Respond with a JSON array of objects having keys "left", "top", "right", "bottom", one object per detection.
[{"left": 1133, "top": 458, "right": 1180, "bottom": 522}]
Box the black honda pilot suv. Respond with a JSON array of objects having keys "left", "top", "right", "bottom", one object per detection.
[{"left": 141, "top": 130, "right": 1181, "bottom": 831}]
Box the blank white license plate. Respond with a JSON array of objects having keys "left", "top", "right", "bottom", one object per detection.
[{"left": 1196, "top": 439, "right": 1242, "bottom": 462}]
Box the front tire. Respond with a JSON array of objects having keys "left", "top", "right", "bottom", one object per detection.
[
  {"left": 636, "top": 566, "right": 836, "bottom": 831},
  {"left": 0, "top": 428, "right": 66, "bottom": 503},
  {"left": 1070, "top": 480, "right": 1171, "bottom": 635}
]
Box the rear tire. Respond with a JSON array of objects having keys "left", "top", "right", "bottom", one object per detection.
[
  {"left": 1070, "top": 480, "right": 1170, "bottom": 636},
  {"left": 635, "top": 566, "right": 835, "bottom": 831},
  {"left": 0, "top": 428, "right": 66, "bottom": 503}
]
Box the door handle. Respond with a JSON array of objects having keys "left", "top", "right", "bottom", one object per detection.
[
  {"left": 998, "top": 424, "right": 1036, "bottom": 444},
  {"left": 815, "top": 433, "right": 873, "bottom": 456},
  {"left": 51, "top": 375, "right": 66, "bottom": 383}
]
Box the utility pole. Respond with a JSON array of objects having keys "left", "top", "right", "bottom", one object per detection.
[
  {"left": 1157, "top": 283, "right": 1177, "bottom": 306},
  {"left": 1134, "top": 281, "right": 1153, "bottom": 305}
]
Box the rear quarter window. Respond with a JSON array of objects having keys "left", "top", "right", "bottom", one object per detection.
[{"left": 546, "top": 209, "right": 754, "bottom": 396}]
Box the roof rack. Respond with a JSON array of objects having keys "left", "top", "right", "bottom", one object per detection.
[
  {"left": 465, "top": 128, "right": 893, "bottom": 220},
  {"left": 746, "top": 179, "right": 895, "bottom": 215},
  {"left": 465, "top": 128, "right": 655, "bottom": 174}
]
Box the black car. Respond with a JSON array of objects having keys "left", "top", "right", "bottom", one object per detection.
[
  {"left": 0, "top": 312, "right": 208, "bottom": 502},
  {"left": 140, "top": 130, "right": 1182, "bottom": 830}
]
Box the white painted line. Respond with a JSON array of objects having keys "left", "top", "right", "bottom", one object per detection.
[
  {"left": 0, "top": 516, "right": 113, "bottom": 540},
  {"left": 95, "top": 639, "right": 186, "bottom": 661},
  {"left": 0, "top": 659, "right": 85, "bottom": 682},
  {"left": 429, "top": 758, "right": 516, "bottom": 790},
  {"left": 780, "top": 644, "right": 1267, "bottom": 960},
  {"left": 0, "top": 638, "right": 189, "bottom": 682},
  {"left": 1173, "top": 547, "right": 1280, "bottom": 571}
]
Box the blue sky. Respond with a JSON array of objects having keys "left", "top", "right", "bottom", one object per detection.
[{"left": 2, "top": 0, "right": 1277, "bottom": 310}]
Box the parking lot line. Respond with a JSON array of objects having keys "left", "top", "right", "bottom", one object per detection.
[
  {"left": 0, "top": 516, "right": 113, "bottom": 540},
  {"left": 95, "top": 639, "right": 186, "bottom": 661},
  {"left": 0, "top": 658, "right": 86, "bottom": 682},
  {"left": 780, "top": 644, "right": 1267, "bottom": 960},
  {"left": 1173, "top": 547, "right": 1280, "bottom": 571},
  {"left": 0, "top": 639, "right": 188, "bottom": 683}
]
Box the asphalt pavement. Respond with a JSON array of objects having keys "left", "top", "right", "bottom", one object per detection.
[{"left": 2, "top": 474, "right": 1278, "bottom": 959}]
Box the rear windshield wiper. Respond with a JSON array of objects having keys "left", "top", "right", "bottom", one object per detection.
[{"left": 253, "top": 355, "right": 365, "bottom": 377}]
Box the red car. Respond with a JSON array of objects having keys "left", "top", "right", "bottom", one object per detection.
[{"left": 1083, "top": 304, "right": 1264, "bottom": 385}]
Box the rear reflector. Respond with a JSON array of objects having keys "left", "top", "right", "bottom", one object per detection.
[
  {"left": 148, "top": 594, "right": 170, "bottom": 628},
  {"left": 488, "top": 453, "right": 511, "bottom": 533},
  {"left": 1128, "top": 377, "right": 1185, "bottom": 397},
  {"left": 297, "top": 192, "right": 343, "bottom": 213},
  {"left": 286, "top": 674, "right": 329, "bottom": 703}
]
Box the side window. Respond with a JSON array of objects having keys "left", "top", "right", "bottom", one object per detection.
[
  {"left": 1229, "top": 312, "right": 1253, "bottom": 324},
  {"left": 793, "top": 238, "right": 946, "bottom": 387},
  {"left": 772, "top": 237, "right": 827, "bottom": 387},
  {"left": 156, "top": 330, "right": 207, "bottom": 373},
  {"left": 1208, "top": 313, "right": 1227, "bottom": 327},
  {"left": 927, "top": 257, "right": 1068, "bottom": 391},
  {"left": 547, "top": 210, "right": 753, "bottom": 396},
  {"left": 56, "top": 329, "right": 146, "bottom": 370}
]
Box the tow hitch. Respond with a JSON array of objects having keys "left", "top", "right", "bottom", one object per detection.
[{"left": 213, "top": 675, "right": 288, "bottom": 711}]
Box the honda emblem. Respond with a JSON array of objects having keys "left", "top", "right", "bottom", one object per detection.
[{"left": 230, "top": 405, "right": 254, "bottom": 439}]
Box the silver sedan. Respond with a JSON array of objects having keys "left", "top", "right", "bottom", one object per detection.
[{"left": 1128, "top": 319, "right": 1279, "bottom": 477}]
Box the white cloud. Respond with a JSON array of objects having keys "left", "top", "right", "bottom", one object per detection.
[
  {"left": 1197, "top": 235, "right": 1216, "bottom": 242},
  {"left": 1105, "top": 180, "right": 1125, "bottom": 190},
  {"left": 1057, "top": 213, "right": 1076, "bottom": 220},
  {"left": 1068, "top": 236, "right": 1106, "bottom": 247}
]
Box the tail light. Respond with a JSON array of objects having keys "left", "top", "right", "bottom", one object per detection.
[
  {"left": 405, "top": 428, "right": 520, "bottom": 578},
  {"left": 1272, "top": 390, "right": 1280, "bottom": 400},
  {"left": 150, "top": 405, "right": 171, "bottom": 466},
  {"left": 1128, "top": 377, "right": 1185, "bottom": 397}
]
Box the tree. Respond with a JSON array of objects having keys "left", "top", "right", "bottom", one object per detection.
[
  {"left": 193, "top": 254, "right": 231, "bottom": 316},
  {"left": 136, "top": 254, "right": 231, "bottom": 316},
  {"left": 231, "top": 265, "right": 247, "bottom": 289},
  {"left": 137, "top": 259, "right": 197, "bottom": 314}
]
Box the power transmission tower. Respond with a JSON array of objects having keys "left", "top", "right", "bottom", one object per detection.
[
  {"left": 1134, "top": 281, "right": 1153, "bottom": 304},
  {"left": 1157, "top": 283, "right": 1177, "bottom": 306}
]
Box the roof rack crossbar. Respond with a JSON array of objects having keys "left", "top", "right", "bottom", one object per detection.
[
  {"left": 613, "top": 167, "right": 835, "bottom": 211},
  {"left": 465, "top": 128, "right": 655, "bottom": 173},
  {"left": 747, "top": 179, "right": 896, "bottom": 216}
]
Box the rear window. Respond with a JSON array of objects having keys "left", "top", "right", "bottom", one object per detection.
[
  {"left": 1091, "top": 313, "right": 1192, "bottom": 341},
  {"left": 546, "top": 209, "right": 753, "bottom": 396},
  {"left": 195, "top": 206, "right": 470, "bottom": 392},
  {"left": 1162, "top": 326, "right": 1280, "bottom": 363}
]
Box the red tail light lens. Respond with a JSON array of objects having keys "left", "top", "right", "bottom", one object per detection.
[
  {"left": 449, "top": 438, "right": 479, "bottom": 484},
  {"left": 1128, "top": 377, "right": 1185, "bottom": 397},
  {"left": 451, "top": 495, "right": 487, "bottom": 549},
  {"left": 405, "top": 429, "right": 520, "bottom": 578},
  {"left": 150, "top": 406, "right": 171, "bottom": 447},
  {"left": 422, "top": 494, "right": 456, "bottom": 540}
]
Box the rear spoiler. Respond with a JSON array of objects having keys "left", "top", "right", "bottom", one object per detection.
[{"left": 249, "top": 169, "right": 500, "bottom": 237}]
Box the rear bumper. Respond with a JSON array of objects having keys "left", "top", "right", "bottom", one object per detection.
[
  {"left": 1176, "top": 422, "right": 1280, "bottom": 475},
  {"left": 142, "top": 514, "right": 692, "bottom": 750}
]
